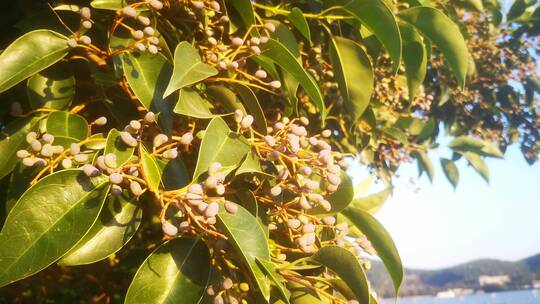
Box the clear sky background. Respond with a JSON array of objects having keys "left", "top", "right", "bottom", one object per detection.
[{"left": 348, "top": 141, "right": 540, "bottom": 270}]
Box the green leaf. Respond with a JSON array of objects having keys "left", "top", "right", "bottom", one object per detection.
[
  {"left": 0, "top": 30, "right": 69, "bottom": 93},
  {"left": 287, "top": 282, "right": 329, "bottom": 304},
  {"left": 398, "top": 7, "right": 469, "bottom": 87},
  {"left": 90, "top": 0, "right": 148, "bottom": 11},
  {"left": 140, "top": 145, "right": 162, "bottom": 194},
  {"left": 216, "top": 201, "right": 270, "bottom": 300},
  {"left": 174, "top": 88, "right": 222, "bottom": 119},
  {"left": 5, "top": 165, "right": 38, "bottom": 215},
  {"left": 508, "top": 0, "right": 526, "bottom": 20},
  {"left": 458, "top": 0, "right": 484, "bottom": 11},
  {"left": 329, "top": 36, "right": 374, "bottom": 123},
  {"left": 0, "top": 169, "right": 109, "bottom": 287},
  {"left": 311, "top": 246, "right": 369, "bottom": 303},
  {"left": 0, "top": 116, "right": 43, "bottom": 179},
  {"left": 121, "top": 51, "right": 175, "bottom": 134},
  {"left": 104, "top": 128, "right": 135, "bottom": 168},
  {"left": 260, "top": 39, "right": 326, "bottom": 120},
  {"left": 309, "top": 171, "right": 354, "bottom": 215},
  {"left": 448, "top": 136, "right": 503, "bottom": 158},
  {"left": 59, "top": 193, "right": 142, "bottom": 265},
  {"left": 349, "top": 188, "right": 393, "bottom": 214},
  {"left": 344, "top": 0, "right": 402, "bottom": 70},
  {"left": 399, "top": 22, "right": 427, "bottom": 100},
  {"left": 256, "top": 258, "right": 291, "bottom": 304},
  {"left": 383, "top": 127, "right": 409, "bottom": 145},
  {"left": 234, "top": 84, "right": 268, "bottom": 134},
  {"left": 413, "top": 151, "right": 434, "bottom": 182},
  {"left": 288, "top": 8, "right": 311, "bottom": 42},
  {"left": 464, "top": 152, "right": 489, "bottom": 183},
  {"left": 341, "top": 207, "right": 403, "bottom": 294},
  {"left": 46, "top": 111, "right": 89, "bottom": 141},
  {"left": 27, "top": 64, "right": 75, "bottom": 110},
  {"left": 206, "top": 85, "right": 246, "bottom": 114},
  {"left": 440, "top": 158, "right": 459, "bottom": 189},
  {"left": 156, "top": 158, "right": 190, "bottom": 191},
  {"left": 124, "top": 238, "right": 211, "bottom": 304},
  {"left": 193, "top": 117, "right": 250, "bottom": 180},
  {"left": 163, "top": 42, "right": 218, "bottom": 98},
  {"left": 228, "top": 0, "right": 255, "bottom": 27}
]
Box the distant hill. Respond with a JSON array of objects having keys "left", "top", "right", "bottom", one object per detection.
[{"left": 368, "top": 253, "right": 540, "bottom": 298}]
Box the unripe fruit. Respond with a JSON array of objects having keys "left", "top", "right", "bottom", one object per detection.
[
  {"left": 180, "top": 132, "right": 194, "bottom": 145},
  {"left": 148, "top": 44, "right": 158, "bottom": 54},
  {"left": 321, "top": 129, "right": 332, "bottom": 138},
  {"left": 208, "top": 162, "right": 222, "bottom": 175},
  {"left": 70, "top": 143, "right": 80, "bottom": 155},
  {"left": 73, "top": 153, "right": 88, "bottom": 163},
  {"left": 215, "top": 184, "right": 225, "bottom": 195},
  {"left": 269, "top": 80, "right": 282, "bottom": 89},
  {"left": 300, "top": 166, "right": 312, "bottom": 176},
  {"left": 204, "top": 202, "right": 219, "bottom": 217},
  {"left": 192, "top": 1, "right": 204, "bottom": 9},
  {"left": 205, "top": 175, "right": 218, "bottom": 189},
  {"left": 300, "top": 116, "right": 309, "bottom": 126},
  {"left": 16, "top": 150, "right": 30, "bottom": 158},
  {"left": 299, "top": 197, "right": 312, "bottom": 210},
  {"left": 148, "top": 0, "right": 163, "bottom": 10},
  {"left": 322, "top": 216, "right": 336, "bottom": 225},
  {"left": 109, "top": 172, "right": 123, "bottom": 184},
  {"left": 67, "top": 38, "right": 78, "bottom": 48},
  {"left": 52, "top": 145, "right": 64, "bottom": 154},
  {"left": 129, "top": 120, "right": 141, "bottom": 130},
  {"left": 234, "top": 109, "right": 244, "bottom": 123},
  {"left": 188, "top": 183, "right": 204, "bottom": 195},
  {"left": 148, "top": 36, "right": 159, "bottom": 45},
  {"left": 94, "top": 116, "right": 107, "bottom": 126},
  {"left": 162, "top": 148, "right": 178, "bottom": 159},
  {"left": 209, "top": 1, "right": 220, "bottom": 11},
  {"left": 287, "top": 219, "right": 301, "bottom": 229},
  {"left": 131, "top": 30, "right": 144, "bottom": 40},
  {"left": 255, "top": 69, "right": 267, "bottom": 79},
  {"left": 143, "top": 26, "right": 155, "bottom": 36},
  {"left": 83, "top": 164, "right": 99, "bottom": 177},
  {"left": 162, "top": 221, "right": 178, "bottom": 236},
  {"left": 42, "top": 133, "right": 54, "bottom": 143},
  {"left": 240, "top": 115, "right": 254, "bottom": 128},
  {"left": 120, "top": 131, "right": 138, "bottom": 147},
  {"left": 250, "top": 46, "right": 261, "bottom": 55},
  {"left": 153, "top": 133, "right": 168, "bottom": 148},
  {"left": 186, "top": 193, "right": 203, "bottom": 205},
  {"left": 79, "top": 35, "right": 91, "bottom": 45},
  {"left": 82, "top": 20, "right": 92, "bottom": 29},
  {"left": 270, "top": 185, "right": 282, "bottom": 196},
  {"left": 231, "top": 37, "right": 243, "bottom": 46},
  {"left": 264, "top": 23, "right": 276, "bottom": 32},
  {"left": 259, "top": 36, "right": 269, "bottom": 43},
  {"left": 26, "top": 132, "right": 38, "bottom": 144},
  {"left": 239, "top": 282, "right": 249, "bottom": 292},
  {"left": 22, "top": 157, "right": 36, "bottom": 167},
  {"left": 122, "top": 6, "right": 137, "bottom": 17},
  {"left": 61, "top": 158, "right": 74, "bottom": 169},
  {"left": 197, "top": 202, "right": 209, "bottom": 212},
  {"left": 144, "top": 112, "right": 155, "bottom": 123},
  {"left": 274, "top": 122, "right": 284, "bottom": 130},
  {"left": 264, "top": 135, "right": 276, "bottom": 147},
  {"left": 250, "top": 37, "right": 260, "bottom": 45},
  {"left": 104, "top": 153, "right": 118, "bottom": 168},
  {"left": 223, "top": 277, "right": 233, "bottom": 289},
  {"left": 111, "top": 185, "right": 123, "bottom": 196},
  {"left": 130, "top": 180, "right": 143, "bottom": 196},
  {"left": 137, "top": 15, "right": 150, "bottom": 26},
  {"left": 224, "top": 201, "right": 238, "bottom": 214},
  {"left": 207, "top": 37, "right": 217, "bottom": 45},
  {"left": 41, "top": 144, "right": 53, "bottom": 157},
  {"left": 80, "top": 7, "right": 91, "bottom": 19},
  {"left": 303, "top": 223, "right": 316, "bottom": 233},
  {"left": 134, "top": 42, "right": 146, "bottom": 52}
]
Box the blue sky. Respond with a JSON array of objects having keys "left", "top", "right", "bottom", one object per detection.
[{"left": 348, "top": 142, "right": 540, "bottom": 270}]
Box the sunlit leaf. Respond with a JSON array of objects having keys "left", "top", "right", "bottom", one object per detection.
[
  {"left": 104, "top": 128, "right": 135, "bottom": 168},
  {"left": 464, "top": 152, "right": 489, "bottom": 183},
  {"left": 140, "top": 145, "right": 162, "bottom": 194},
  {"left": 440, "top": 158, "right": 459, "bottom": 189},
  {"left": 27, "top": 64, "right": 75, "bottom": 110},
  {"left": 125, "top": 237, "right": 211, "bottom": 304},
  {"left": 0, "top": 170, "right": 109, "bottom": 287},
  {"left": 0, "top": 30, "right": 68, "bottom": 93},
  {"left": 399, "top": 22, "right": 427, "bottom": 100},
  {"left": 174, "top": 88, "right": 222, "bottom": 119},
  {"left": 349, "top": 188, "right": 393, "bottom": 214},
  {"left": 288, "top": 8, "right": 311, "bottom": 42},
  {"left": 46, "top": 111, "right": 89, "bottom": 141}
]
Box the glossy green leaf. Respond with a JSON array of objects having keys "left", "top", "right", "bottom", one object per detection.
[
  {"left": 256, "top": 258, "right": 291, "bottom": 304},
  {"left": 121, "top": 51, "right": 174, "bottom": 133},
  {"left": 464, "top": 152, "right": 489, "bottom": 183},
  {"left": 448, "top": 136, "right": 503, "bottom": 158},
  {"left": 383, "top": 127, "right": 409, "bottom": 145},
  {"left": 90, "top": 0, "right": 148, "bottom": 11},
  {"left": 287, "top": 282, "right": 329, "bottom": 304},
  {"left": 309, "top": 171, "right": 354, "bottom": 215},
  {"left": 27, "top": 65, "right": 75, "bottom": 110},
  {"left": 440, "top": 158, "right": 459, "bottom": 189},
  {"left": 104, "top": 128, "right": 135, "bottom": 168},
  {"left": 156, "top": 158, "right": 190, "bottom": 191},
  {"left": 260, "top": 39, "right": 326, "bottom": 120},
  {"left": 59, "top": 193, "right": 142, "bottom": 265},
  {"left": 125, "top": 238, "right": 211, "bottom": 304},
  {"left": 234, "top": 84, "right": 268, "bottom": 134},
  {"left": 163, "top": 42, "right": 218, "bottom": 98},
  {"left": 344, "top": 0, "right": 402, "bottom": 70},
  {"left": 0, "top": 170, "right": 109, "bottom": 287},
  {"left": 174, "top": 89, "right": 221, "bottom": 119},
  {"left": 236, "top": 150, "right": 274, "bottom": 178},
  {"left": 216, "top": 201, "right": 270, "bottom": 300},
  {"left": 140, "top": 145, "right": 162, "bottom": 194},
  {"left": 5, "top": 165, "right": 38, "bottom": 215},
  {"left": 508, "top": 0, "right": 526, "bottom": 20},
  {"left": 413, "top": 151, "right": 434, "bottom": 182},
  {"left": 349, "top": 188, "right": 393, "bottom": 214},
  {"left": 342, "top": 207, "right": 403, "bottom": 294},
  {"left": 206, "top": 85, "right": 246, "bottom": 114},
  {"left": 228, "top": 0, "right": 255, "bottom": 27},
  {"left": 46, "top": 111, "right": 89, "bottom": 141},
  {"left": 0, "top": 30, "right": 68, "bottom": 93},
  {"left": 193, "top": 117, "right": 250, "bottom": 180},
  {"left": 459, "top": 0, "right": 484, "bottom": 11},
  {"left": 329, "top": 36, "right": 374, "bottom": 123},
  {"left": 311, "top": 246, "right": 369, "bottom": 303},
  {"left": 399, "top": 22, "right": 427, "bottom": 100},
  {"left": 398, "top": 7, "right": 469, "bottom": 87},
  {"left": 0, "top": 116, "right": 43, "bottom": 179},
  {"left": 288, "top": 8, "right": 311, "bottom": 42}
]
